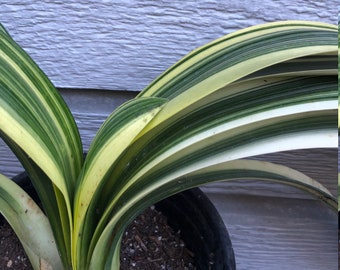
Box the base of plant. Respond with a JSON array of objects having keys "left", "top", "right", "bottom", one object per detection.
[
  {"left": 0, "top": 175, "right": 235, "bottom": 269},
  {"left": 0, "top": 206, "right": 195, "bottom": 270}
]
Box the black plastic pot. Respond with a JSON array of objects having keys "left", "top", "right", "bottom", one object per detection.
[
  {"left": 156, "top": 188, "right": 236, "bottom": 270},
  {"left": 1, "top": 173, "right": 236, "bottom": 269}
]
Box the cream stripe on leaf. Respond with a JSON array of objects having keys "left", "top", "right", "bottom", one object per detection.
[
  {"left": 89, "top": 158, "right": 336, "bottom": 269},
  {"left": 0, "top": 174, "right": 63, "bottom": 269},
  {"left": 0, "top": 23, "right": 83, "bottom": 269},
  {"left": 72, "top": 97, "right": 167, "bottom": 270},
  {"left": 87, "top": 22, "right": 337, "bottom": 269}
]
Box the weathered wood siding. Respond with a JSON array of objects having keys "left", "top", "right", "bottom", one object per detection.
[{"left": 2, "top": 0, "right": 337, "bottom": 90}]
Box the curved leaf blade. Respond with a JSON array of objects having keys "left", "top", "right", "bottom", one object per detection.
[
  {"left": 90, "top": 158, "right": 335, "bottom": 269},
  {"left": 100, "top": 75, "right": 336, "bottom": 213},
  {"left": 0, "top": 174, "right": 62, "bottom": 270},
  {"left": 92, "top": 22, "right": 336, "bottom": 268},
  {"left": 139, "top": 21, "right": 337, "bottom": 99},
  {"left": 0, "top": 22, "right": 83, "bottom": 269},
  {"left": 0, "top": 27, "right": 83, "bottom": 196},
  {"left": 72, "top": 97, "right": 167, "bottom": 270}
]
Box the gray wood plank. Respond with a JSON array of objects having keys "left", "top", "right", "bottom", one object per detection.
[
  {"left": 1, "top": 1, "right": 337, "bottom": 91},
  {"left": 202, "top": 193, "right": 337, "bottom": 270}
]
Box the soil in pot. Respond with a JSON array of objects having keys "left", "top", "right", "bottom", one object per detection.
[
  {"left": 0, "top": 205, "right": 196, "bottom": 270},
  {"left": 1, "top": 173, "right": 235, "bottom": 269}
]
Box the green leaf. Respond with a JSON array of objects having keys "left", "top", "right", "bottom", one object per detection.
[
  {"left": 0, "top": 133, "right": 71, "bottom": 268},
  {"left": 87, "top": 22, "right": 336, "bottom": 269},
  {"left": 89, "top": 159, "right": 335, "bottom": 268},
  {"left": 0, "top": 174, "right": 63, "bottom": 270},
  {"left": 0, "top": 28, "right": 83, "bottom": 195},
  {"left": 0, "top": 24, "right": 10, "bottom": 36},
  {"left": 0, "top": 22, "right": 83, "bottom": 269},
  {"left": 72, "top": 97, "right": 167, "bottom": 270},
  {"left": 98, "top": 75, "right": 336, "bottom": 224},
  {"left": 139, "top": 21, "right": 337, "bottom": 99}
]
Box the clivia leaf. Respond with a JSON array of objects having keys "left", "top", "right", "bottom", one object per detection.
[
  {"left": 89, "top": 158, "right": 336, "bottom": 269},
  {"left": 72, "top": 97, "right": 167, "bottom": 270},
  {"left": 0, "top": 22, "right": 83, "bottom": 268},
  {"left": 0, "top": 174, "right": 63, "bottom": 270}
]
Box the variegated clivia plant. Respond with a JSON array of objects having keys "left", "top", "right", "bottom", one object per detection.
[{"left": 0, "top": 21, "right": 337, "bottom": 269}]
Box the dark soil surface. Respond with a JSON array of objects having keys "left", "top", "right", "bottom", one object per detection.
[
  {"left": 121, "top": 205, "right": 195, "bottom": 269},
  {"left": 0, "top": 221, "right": 31, "bottom": 269},
  {"left": 0, "top": 206, "right": 196, "bottom": 270}
]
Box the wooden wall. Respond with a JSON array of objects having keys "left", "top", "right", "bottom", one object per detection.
[{"left": 2, "top": 0, "right": 337, "bottom": 90}]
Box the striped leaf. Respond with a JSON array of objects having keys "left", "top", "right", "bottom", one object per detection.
[
  {"left": 89, "top": 159, "right": 336, "bottom": 269},
  {"left": 0, "top": 133, "right": 72, "bottom": 267},
  {"left": 94, "top": 76, "right": 336, "bottom": 232},
  {"left": 139, "top": 21, "right": 336, "bottom": 99},
  {"left": 0, "top": 23, "right": 83, "bottom": 268},
  {"left": 85, "top": 21, "right": 337, "bottom": 268},
  {"left": 72, "top": 97, "right": 167, "bottom": 269},
  {"left": 0, "top": 174, "right": 62, "bottom": 269}
]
